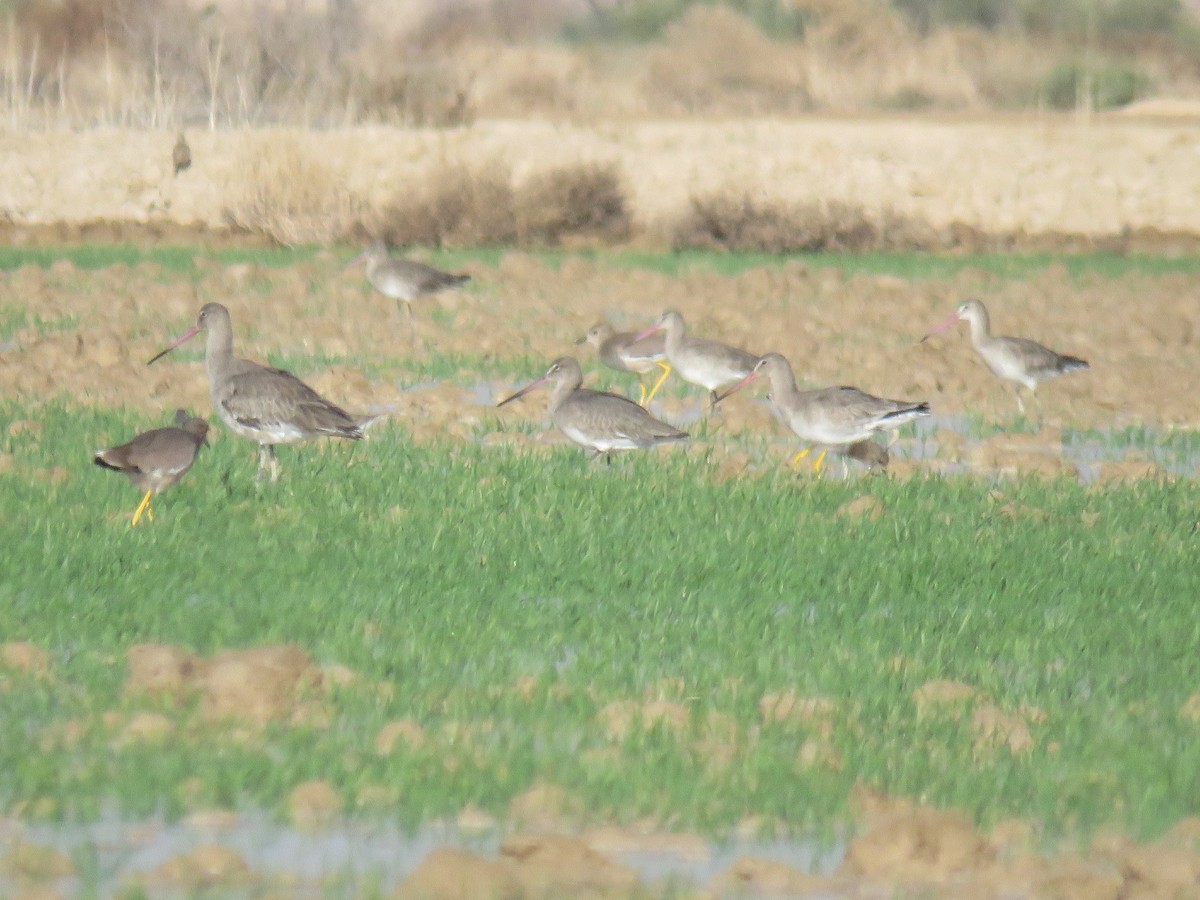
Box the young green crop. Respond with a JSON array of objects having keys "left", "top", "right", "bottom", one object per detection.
[{"left": 2, "top": 402, "right": 1198, "bottom": 839}]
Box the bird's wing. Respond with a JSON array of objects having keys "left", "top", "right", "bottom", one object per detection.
[{"left": 221, "top": 367, "right": 361, "bottom": 438}]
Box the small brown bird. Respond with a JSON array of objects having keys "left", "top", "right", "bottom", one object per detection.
[
  {"left": 94, "top": 410, "right": 209, "bottom": 526},
  {"left": 172, "top": 132, "right": 191, "bottom": 176}
]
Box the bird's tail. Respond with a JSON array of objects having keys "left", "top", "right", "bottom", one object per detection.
[
  {"left": 881, "top": 402, "right": 931, "bottom": 428},
  {"left": 93, "top": 449, "right": 122, "bottom": 471},
  {"left": 1058, "top": 355, "right": 1089, "bottom": 373}
]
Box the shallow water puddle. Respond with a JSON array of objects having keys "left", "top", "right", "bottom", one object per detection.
[{"left": 0, "top": 811, "right": 845, "bottom": 895}]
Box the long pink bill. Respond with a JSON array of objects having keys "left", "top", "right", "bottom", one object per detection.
[
  {"left": 342, "top": 253, "right": 367, "bottom": 272},
  {"left": 713, "top": 370, "right": 760, "bottom": 405},
  {"left": 497, "top": 375, "right": 549, "bottom": 408},
  {"left": 632, "top": 323, "right": 663, "bottom": 343},
  {"left": 918, "top": 312, "right": 961, "bottom": 344},
  {"left": 146, "top": 323, "right": 202, "bottom": 366}
]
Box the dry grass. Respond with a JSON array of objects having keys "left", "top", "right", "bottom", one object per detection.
[
  {"left": 222, "top": 136, "right": 367, "bottom": 246},
  {"left": 373, "top": 159, "right": 630, "bottom": 248},
  {"left": 376, "top": 161, "right": 519, "bottom": 248},
  {"left": 516, "top": 163, "right": 630, "bottom": 246},
  {"left": 642, "top": 5, "right": 812, "bottom": 114},
  {"left": 0, "top": 0, "right": 1186, "bottom": 128},
  {"left": 669, "top": 191, "right": 939, "bottom": 253}
]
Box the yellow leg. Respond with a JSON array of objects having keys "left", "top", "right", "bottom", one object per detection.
[
  {"left": 642, "top": 362, "right": 672, "bottom": 407},
  {"left": 812, "top": 448, "right": 827, "bottom": 473},
  {"left": 131, "top": 490, "right": 154, "bottom": 527},
  {"left": 636, "top": 381, "right": 648, "bottom": 406},
  {"left": 790, "top": 447, "right": 811, "bottom": 469}
]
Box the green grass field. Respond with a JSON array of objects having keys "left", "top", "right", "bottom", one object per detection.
[
  {"left": 2, "top": 399, "right": 1199, "bottom": 839},
  {"left": 6, "top": 244, "right": 1200, "bottom": 281},
  {"left": 1, "top": 244, "right": 1199, "bottom": 850}
]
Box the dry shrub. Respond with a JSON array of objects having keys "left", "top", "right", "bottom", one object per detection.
[
  {"left": 377, "top": 161, "right": 518, "bottom": 248},
  {"left": 642, "top": 5, "right": 811, "bottom": 114},
  {"left": 671, "top": 191, "right": 938, "bottom": 252},
  {"left": 347, "top": 52, "right": 476, "bottom": 127},
  {"left": 223, "top": 137, "right": 367, "bottom": 246},
  {"left": 516, "top": 163, "right": 630, "bottom": 246}
]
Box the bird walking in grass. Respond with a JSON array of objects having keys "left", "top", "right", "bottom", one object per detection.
[
  {"left": 716, "top": 352, "right": 930, "bottom": 476},
  {"left": 577, "top": 322, "right": 672, "bottom": 408},
  {"left": 921, "top": 298, "right": 1089, "bottom": 418},
  {"left": 148, "top": 303, "right": 374, "bottom": 483},
  {"left": 497, "top": 356, "right": 688, "bottom": 462},
  {"left": 345, "top": 240, "right": 470, "bottom": 346},
  {"left": 94, "top": 410, "right": 208, "bottom": 526},
  {"left": 634, "top": 310, "right": 757, "bottom": 409}
]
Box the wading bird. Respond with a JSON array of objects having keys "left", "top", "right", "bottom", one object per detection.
[{"left": 148, "top": 303, "right": 373, "bottom": 483}]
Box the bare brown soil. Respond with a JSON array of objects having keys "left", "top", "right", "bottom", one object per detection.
[{"left": 2, "top": 247, "right": 1197, "bottom": 484}]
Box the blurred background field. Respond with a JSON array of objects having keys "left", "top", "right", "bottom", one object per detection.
[{"left": 4, "top": 0, "right": 1200, "bottom": 127}]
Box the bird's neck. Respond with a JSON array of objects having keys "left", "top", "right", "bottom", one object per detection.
[
  {"left": 966, "top": 310, "right": 992, "bottom": 346},
  {"left": 204, "top": 327, "right": 234, "bottom": 380},
  {"left": 547, "top": 377, "right": 580, "bottom": 416},
  {"left": 662, "top": 321, "right": 684, "bottom": 356},
  {"left": 768, "top": 365, "right": 801, "bottom": 406}
]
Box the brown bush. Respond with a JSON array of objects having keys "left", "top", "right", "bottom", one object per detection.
[
  {"left": 377, "top": 161, "right": 518, "bottom": 248},
  {"left": 642, "top": 5, "right": 811, "bottom": 114},
  {"left": 223, "top": 136, "right": 367, "bottom": 246},
  {"left": 670, "top": 190, "right": 939, "bottom": 252},
  {"left": 516, "top": 163, "right": 630, "bottom": 246}
]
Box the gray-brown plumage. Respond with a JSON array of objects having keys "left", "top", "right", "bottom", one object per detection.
[
  {"left": 497, "top": 356, "right": 687, "bottom": 461},
  {"left": 922, "top": 298, "right": 1089, "bottom": 415},
  {"left": 577, "top": 322, "right": 671, "bottom": 406},
  {"left": 172, "top": 132, "right": 191, "bottom": 176},
  {"left": 147, "top": 303, "right": 368, "bottom": 483},
  {"left": 717, "top": 353, "right": 929, "bottom": 474},
  {"left": 94, "top": 409, "right": 208, "bottom": 525},
  {"left": 346, "top": 240, "right": 470, "bottom": 341},
  {"left": 635, "top": 310, "right": 757, "bottom": 407},
  {"left": 841, "top": 439, "right": 890, "bottom": 470}
]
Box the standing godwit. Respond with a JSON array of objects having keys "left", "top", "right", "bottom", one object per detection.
[
  {"left": 147, "top": 303, "right": 370, "bottom": 483},
  {"left": 497, "top": 356, "right": 688, "bottom": 461},
  {"left": 634, "top": 310, "right": 757, "bottom": 407},
  {"left": 94, "top": 409, "right": 208, "bottom": 526},
  {"left": 345, "top": 240, "right": 470, "bottom": 342},
  {"left": 921, "top": 298, "right": 1089, "bottom": 416},
  {"left": 716, "top": 353, "right": 930, "bottom": 474},
  {"left": 577, "top": 322, "right": 672, "bottom": 407},
  {"left": 172, "top": 133, "right": 191, "bottom": 176}
]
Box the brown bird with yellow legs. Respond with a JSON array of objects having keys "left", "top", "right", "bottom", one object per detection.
[
  {"left": 148, "top": 303, "right": 372, "bottom": 483},
  {"left": 577, "top": 322, "right": 672, "bottom": 407},
  {"left": 921, "top": 298, "right": 1089, "bottom": 419},
  {"left": 717, "top": 353, "right": 930, "bottom": 476},
  {"left": 498, "top": 356, "right": 687, "bottom": 462},
  {"left": 94, "top": 410, "right": 209, "bottom": 526}
]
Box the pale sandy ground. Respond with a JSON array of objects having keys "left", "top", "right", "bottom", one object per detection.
[{"left": 1, "top": 115, "right": 1199, "bottom": 240}]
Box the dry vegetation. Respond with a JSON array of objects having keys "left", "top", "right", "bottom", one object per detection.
[
  {"left": 223, "top": 135, "right": 369, "bottom": 246},
  {"left": 671, "top": 193, "right": 938, "bottom": 253},
  {"left": 1, "top": 0, "right": 1197, "bottom": 129}
]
